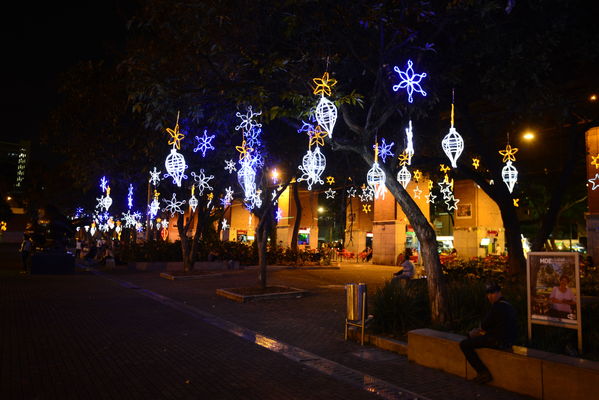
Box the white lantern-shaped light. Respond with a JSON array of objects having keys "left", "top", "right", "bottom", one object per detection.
[
  {"left": 441, "top": 127, "right": 464, "bottom": 169},
  {"left": 367, "top": 146, "right": 387, "bottom": 200},
  {"left": 237, "top": 158, "right": 256, "bottom": 200},
  {"left": 315, "top": 97, "right": 337, "bottom": 138},
  {"left": 165, "top": 148, "right": 188, "bottom": 187},
  {"left": 502, "top": 160, "right": 518, "bottom": 193},
  {"left": 397, "top": 165, "right": 412, "bottom": 188}
]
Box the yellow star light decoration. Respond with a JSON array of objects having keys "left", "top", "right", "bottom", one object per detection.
[
  {"left": 236, "top": 140, "right": 254, "bottom": 160},
  {"left": 513, "top": 198, "right": 520, "bottom": 207},
  {"left": 398, "top": 152, "right": 411, "bottom": 166},
  {"left": 166, "top": 121, "right": 185, "bottom": 150},
  {"left": 0, "top": 221, "right": 6, "bottom": 232},
  {"left": 591, "top": 154, "right": 599, "bottom": 169},
  {"left": 472, "top": 158, "right": 480, "bottom": 169},
  {"left": 207, "top": 192, "right": 214, "bottom": 201},
  {"left": 309, "top": 125, "right": 328, "bottom": 147},
  {"left": 312, "top": 72, "right": 337, "bottom": 96},
  {"left": 362, "top": 204, "right": 371, "bottom": 213},
  {"left": 428, "top": 179, "right": 434, "bottom": 190},
  {"left": 154, "top": 189, "right": 160, "bottom": 199},
  {"left": 413, "top": 169, "right": 422, "bottom": 182},
  {"left": 439, "top": 164, "right": 450, "bottom": 174},
  {"left": 499, "top": 144, "right": 519, "bottom": 162},
  {"left": 326, "top": 176, "right": 335, "bottom": 185}
]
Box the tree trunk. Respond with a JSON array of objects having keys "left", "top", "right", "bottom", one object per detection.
[
  {"left": 498, "top": 200, "right": 526, "bottom": 277},
  {"left": 290, "top": 181, "right": 302, "bottom": 252},
  {"left": 384, "top": 177, "right": 450, "bottom": 325},
  {"left": 257, "top": 215, "right": 269, "bottom": 289}
]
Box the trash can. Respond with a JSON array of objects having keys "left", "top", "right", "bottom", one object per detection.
[{"left": 345, "top": 283, "right": 367, "bottom": 321}]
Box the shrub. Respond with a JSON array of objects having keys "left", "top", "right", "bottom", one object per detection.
[{"left": 370, "top": 279, "right": 429, "bottom": 335}]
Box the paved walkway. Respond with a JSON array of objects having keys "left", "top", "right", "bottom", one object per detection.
[{"left": 0, "top": 260, "right": 533, "bottom": 399}]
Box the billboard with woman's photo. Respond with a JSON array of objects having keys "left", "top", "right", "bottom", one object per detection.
[{"left": 527, "top": 252, "right": 582, "bottom": 351}]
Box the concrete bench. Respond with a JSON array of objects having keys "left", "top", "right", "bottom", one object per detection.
[{"left": 407, "top": 328, "right": 599, "bottom": 399}]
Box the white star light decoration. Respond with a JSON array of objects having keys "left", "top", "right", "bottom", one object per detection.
[
  {"left": 347, "top": 187, "right": 357, "bottom": 197},
  {"left": 221, "top": 218, "right": 229, "bottom": 230},
  {"left": 222, "top": 186, "right": 234, "bottom": 207},
  {"left": 162, "top": 193, "right": 186, "bottom": 217},
  {"left": 149, "top": 167, "right": 161, "bottom": 186},
  {"left": 193, "top": 130, "right": 215, "bottom": 157},
  {"left": 392, "top": 59, "right": 427, "bottom": 103},
  {"left": 325, "top": 188, "right": 336, "bottom": 199},
  {"left": 359, "top": 187, "right": 374, "bottom": 202},
  {"left": 224, "top": 159, "right": 237, "bottom": 174},
  {"left": 275, "top": 208, "right": 283, "bottom": 222},
  {"left": 445, "top": 196, "right": 459, "bottom": 211},
  {"left": 589, "top": 174, "right": 599, "bottom": 190},
  {"left": 191, "top": 169, "right": 214, "bottom": 195},
  {"left": 413, "top": 186, "right": 422, "bottom": 199},
  {"left": 425, "top": 192, "right": 437, "bottom": 204}
]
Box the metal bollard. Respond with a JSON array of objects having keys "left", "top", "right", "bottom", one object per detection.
[{"left": 344, "top": 283, "right": 367, "bottom": 345}]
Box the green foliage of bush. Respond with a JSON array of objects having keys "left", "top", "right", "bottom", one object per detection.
[{"left": 125, "top": 240, "right": 182, "bottom": 262}]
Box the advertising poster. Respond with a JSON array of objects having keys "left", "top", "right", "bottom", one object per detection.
[{"left": 527, "top": 252, "right": 581, "bottom": 331}]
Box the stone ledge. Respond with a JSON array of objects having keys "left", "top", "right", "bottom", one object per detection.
[
  {"left": 407, "top": 328, "right": 599, "bottom": 400},
  {"left": 347, "top": 328, "right": 408, "bottom": 355},
  {"left": 216, "top": 286, "right": 308, "bottom": 303},
  {"left": 159, "top": 272, "right": 224, "bottom": 280}
]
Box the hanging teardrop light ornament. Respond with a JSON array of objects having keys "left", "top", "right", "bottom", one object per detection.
[
  {"left": 397, "top": 165, "right": 412, "bottom": 188},
  {"left": 502, "top": 160, "right": 518, "bottom": 193},
  {"left": 312, "top": 72, "right": 338, "bottom": 138},
  {"left": 441, "top": 102, "right": 464, "bottom": 168},
  {"left": 367, "top": 143, "right": 386, "bottom": 199},
  {"left": 315, "top": 97, "right": 337, "bottom": 138},
  {"left": 188, "top": 185, "right": 198, "bottom": 212},
  {"left": 164, "top": 112, "right": 188, "bottom": 187}
]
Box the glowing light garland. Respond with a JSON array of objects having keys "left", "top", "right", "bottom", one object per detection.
[
  {"left": 162, "top": 193, "right": 186, "bottom": 217},
  {"left": 392, "top": 59, "right": 427, "bottom": 103},
  {"left": 100, "top": 176, "right": 108, "bottom": 192},
  {"left": 193, "top": 130, "right": 215, "bottom": 157},
  {"left": 127, "top": 184, "right": 134, "bottom": 210},
  {"left": 441, "top": 103, "right": 464, "bottom": 168},
  {"left": 404, "top": 120, "right": 414, "bottom": 164}
]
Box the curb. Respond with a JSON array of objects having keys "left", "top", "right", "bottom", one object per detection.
[
  {"left": 216, "top": 286, "right": 308, "bottom": 303},
  {"left": 347, "top": 328, "right": 408, "bottom": 355}
]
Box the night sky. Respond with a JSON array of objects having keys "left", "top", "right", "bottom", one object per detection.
[{"left": 1, "top": 2, "right": 127, "bottom": 143}]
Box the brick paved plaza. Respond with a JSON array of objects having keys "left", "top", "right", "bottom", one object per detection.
[{"left": 0, "top": 252, "right": 532, "bottom": 399}]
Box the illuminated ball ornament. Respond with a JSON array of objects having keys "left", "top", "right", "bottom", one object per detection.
[
  {"left": 103, "top": 187, "right": 113, "bottom": 211},
  {"left": 397, "top": 165, "right": 411, "bottom": 188},
  {"left": 441, "top": 103, "right": 464, "bottom": 168},
  {"left": 188, "top": 185, "right": 198, "bottom": 212},
  {"left": 502, "top": 160, "right": 518, "bottom": 193},
  {"left": 366, "top": 144, "right": 387, "bottom": 200}
]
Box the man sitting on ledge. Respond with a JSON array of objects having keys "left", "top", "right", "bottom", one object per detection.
[{"left": 459, "top": 282, "right": 517, "bottom": 384}]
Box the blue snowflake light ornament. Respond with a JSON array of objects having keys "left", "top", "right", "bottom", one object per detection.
[{"left": 392, "top": 60, "right": 427, "bottom": 103}]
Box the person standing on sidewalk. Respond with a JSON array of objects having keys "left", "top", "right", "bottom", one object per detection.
[
  {"left": 19, "top": 235, "right": 32, "bottom": 273},
  {"left": 459, "top": 282, "right": 517, "bottom": 384}
]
